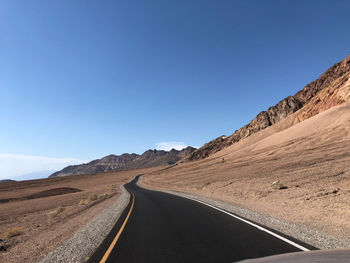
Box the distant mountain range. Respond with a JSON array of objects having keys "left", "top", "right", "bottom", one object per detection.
[
  {"left": 50, "top": 147, "right": 196, "bottom": 177},
  {"left": 0, "top": 179, "right": 16, "bottom": 183},
  {"left": 0, "top": 170, "right": 55, "bottom": 183},
  {"left": 15, "top": 170, "right": 56, "bottom": 181},
  {"left": 186, "top": 55, "right": 350, "bottom": 161}
]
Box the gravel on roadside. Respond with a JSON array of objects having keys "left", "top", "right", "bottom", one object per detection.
[
  {"left": 37, "top": 185, "right": 130, "bottom": 263},
  {"left": 37, "top": 177, "right": 350, "bottom": 263},
  {"left": 140, "top": 182, "right": 350, "bottom": 250}
]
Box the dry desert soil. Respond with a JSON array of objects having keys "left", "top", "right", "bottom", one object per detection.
[{"left": 0, "top": 167, "right": 160, "bottom": 263}]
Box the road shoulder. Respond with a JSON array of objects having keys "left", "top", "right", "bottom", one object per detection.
[
  {"left": 37, "top": 185, "right": 130, "bottom": 263},
  {"left": 139, "top": 179, "right": 350, "bottom": 250}
]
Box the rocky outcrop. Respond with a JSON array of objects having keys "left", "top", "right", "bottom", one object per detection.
[
  {"left": 188, "top": 96, "right": 304, "bottom": 160},
  {"left": 295, "top": 72, "right": 350, "bottom": 122},
  {"left": 50, "top": 146, "right": 196, "bottom": 177},
  {"left": 232, "top": 96, "right": 304, "bottom": 139},
  {"left": 294, "top": 55, "right": 350, "bottom": 103},
  {"left": 187, "top": 136, "right": 227, "bottom": 161},
  {"left": 187, "top": 55, "right": 350, "bottom": 161}
]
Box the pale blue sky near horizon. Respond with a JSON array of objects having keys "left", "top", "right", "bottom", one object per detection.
[{"left": 1, "top": 0, "right": 350, "bottom": 179}]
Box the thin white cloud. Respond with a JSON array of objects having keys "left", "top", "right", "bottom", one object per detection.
[
  {"left": 156, "top": 142, "right": 188, "bottom": 151},
  {"left": 0, "top": 153, "right": 87, "bottom": 180}
]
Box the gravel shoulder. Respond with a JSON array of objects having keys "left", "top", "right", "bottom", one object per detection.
[
  {"left": 140, "top": 179, "right": 350, "bottom": 250},
  {"left": 37, "top": 185, "right": 130, "bottom": 263}
]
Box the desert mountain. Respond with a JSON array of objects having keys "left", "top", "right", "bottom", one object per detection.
[
  {"left": 50, "top": 146, "right": 196, "bottom": 177},
  {"left": 187, "top": 55, "right": 350, "bottom": 161}
]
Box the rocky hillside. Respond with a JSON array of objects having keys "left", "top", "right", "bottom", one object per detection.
[
  {"left": 187, "top": 55, "right": 350, "bottom": 161},
  {"left": 50, "top": 147, "right": 196, "bottom": 177}
]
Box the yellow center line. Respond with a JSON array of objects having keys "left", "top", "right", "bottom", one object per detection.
[{"left": 99, "top": 191, "right": 135, "bottom": 263}]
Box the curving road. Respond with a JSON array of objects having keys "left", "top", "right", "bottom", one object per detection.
[{"left": 90, "top": 176, "right": 315, "bottom": 263}]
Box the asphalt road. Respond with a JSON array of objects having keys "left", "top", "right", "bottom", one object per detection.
[{"left": 91, "top": 176, "right": 314, "bottom": 263}]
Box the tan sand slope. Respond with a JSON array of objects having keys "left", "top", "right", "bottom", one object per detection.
[{"left": 254, "top": 101, "right": 350, "bottom": 151}]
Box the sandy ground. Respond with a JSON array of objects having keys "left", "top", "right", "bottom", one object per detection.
[
  {"left": 0, "top": 167, "right": 160, "bottom": 263},
  {"left": 143, "top": 102, "right": 350, "bottom": 245}
]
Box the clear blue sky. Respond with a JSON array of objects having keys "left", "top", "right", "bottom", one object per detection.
[{"left": 1, "top": 0, "right": 350, "bottom": 178}]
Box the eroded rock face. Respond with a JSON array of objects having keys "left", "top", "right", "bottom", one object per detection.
[
  {"left": 188, "top": 96, "right": 304, "bottom": 160},
  {"left": 187, "top": 136, "right": 227, "bottom": 161},
  {"left": 235, "top": 96, "right": 304, "bottom": 140},
  {"left": 296, "top": 72, "right": 350, "bottom": 122},
  {"left": 294, "top": 55, "right": 350, "bottom": 103},
  {"left": 50, "top": 146, "right": 196, "bottom": 177},
  {"left": 187, "top": 55, "right": 350, "bottom": 161}
]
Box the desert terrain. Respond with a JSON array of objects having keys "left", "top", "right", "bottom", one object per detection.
[
  {"left": 143, "top": 102, "right": 350, "bottom": 243},
  {"left": 1, "top": 55, "right": 348, "bottom": 262},
  {"left": 0, "top": 167, "right": 160, "bottom": 263}
]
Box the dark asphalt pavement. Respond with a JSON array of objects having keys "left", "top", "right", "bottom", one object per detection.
[{"left": 92, "top": 176, "right": 314, "bottom": 263}]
